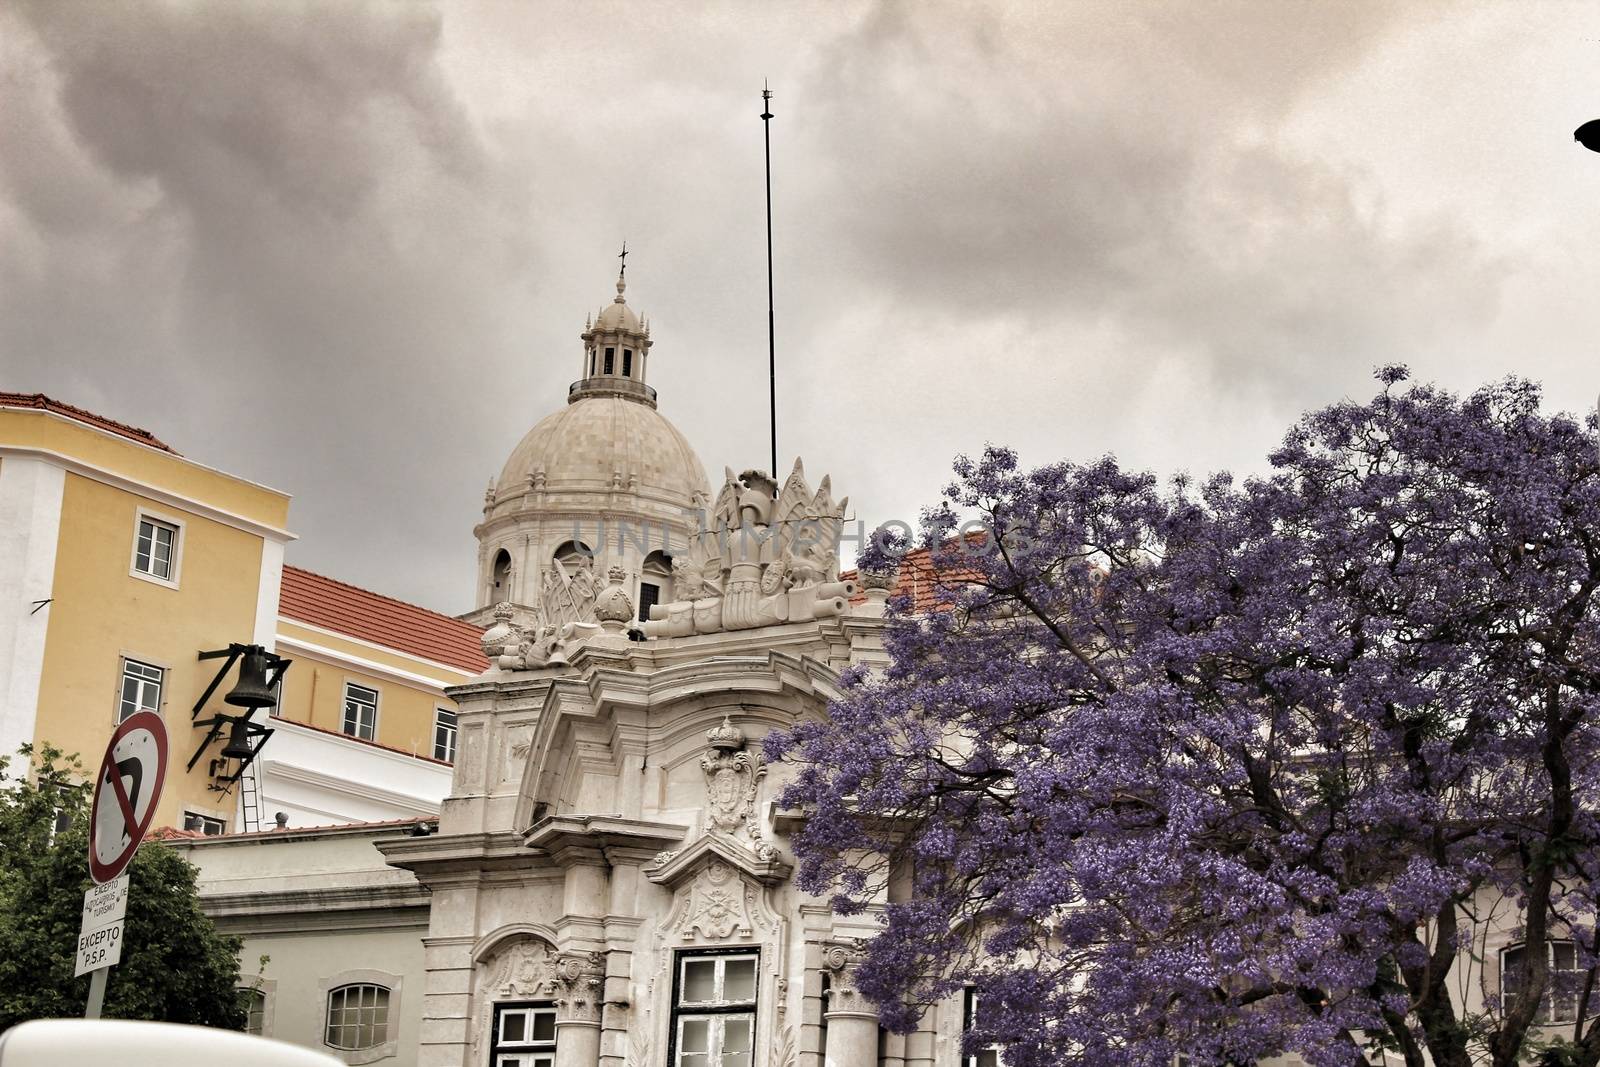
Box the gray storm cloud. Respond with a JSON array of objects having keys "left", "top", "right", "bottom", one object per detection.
[{"left": 1, "top": 0, "right": 1594, "bottom": 611}]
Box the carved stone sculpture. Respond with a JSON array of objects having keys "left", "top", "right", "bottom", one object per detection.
[
  {"left": 480, "top": 601, "right": 518, "bottom": 660},
  {"left": 592, "top": 564, "right": 635, "bottom": 626},
  {"left": 643, "top": 458, "right": 856, "bottom": 638},
  {"left": 699, "top": 716, "right": 777, "bottom": 861}
]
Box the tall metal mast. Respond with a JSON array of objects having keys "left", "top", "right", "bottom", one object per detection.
[{"left": 761, "top": 82, "right": 777, "bottom": 478}]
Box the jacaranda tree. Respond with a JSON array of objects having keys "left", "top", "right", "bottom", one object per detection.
[{"left": 769, "top": 369, "right": 1600, "bottom": 1067}]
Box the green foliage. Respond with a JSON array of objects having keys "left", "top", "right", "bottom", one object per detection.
[
  {"left": 0, "top": 744, "right": 247, "bottom": 1030},
  {"left": 1526, "top": 1037, "right": 1584, "bottom": 1067}
]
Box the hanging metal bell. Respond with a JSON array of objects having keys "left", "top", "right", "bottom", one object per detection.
[
  {"left": 225, "top": 646, "right": 276, "bottom": 709},
  {"left": 220, "top": 716, "right": 256, "bottom": 760}
]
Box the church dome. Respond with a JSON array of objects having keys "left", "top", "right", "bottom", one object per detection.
[
  {"left": 492, "top": 394, "right": 709, "bottom": 512},
  {"left": 469, "top": 262, "right": 710, "bottom": 620}
]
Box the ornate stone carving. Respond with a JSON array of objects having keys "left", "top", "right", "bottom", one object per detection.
[
  {"left": 857, "top": 559, "right": 897, "bottom": 593},
  {"left": 551, "top": 950, "right": 606, "bottom": 1024},
  {"left": 491, "top": 554, "right": 624, "bottom": 670},
  {"left": 471, "top": 941, "right": 607, "bottom": 1053},
  {"left": 480, "top": 601, "right": 518, "bottom": 660},
  {"left": 642, "top": 459, "right": 857, "bottom": 638},
  {"left": 592, "top": 564, "right": 635, "bottom": 625},
  {"left": 645, "top": 860, "right": 789, "bottom": 1059},
  {"left": 699, "top": 716, "right": 777, "bottom": 860},
  {"left": 543, "top": 555, "right": 601, "bottom": 628},
  {"left": 683, "top": 859, "right": 750, "bottom": 940},
  {"left": 472, "top": 939, "right": 555, "bottom": 1056},
  {"left": 823, "top": 942, "right": 874, "bottom": 1016}
]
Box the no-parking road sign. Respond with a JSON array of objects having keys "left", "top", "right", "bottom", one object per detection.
[{"left": 87, "top": 710, "right": 169, "bottom": 885}]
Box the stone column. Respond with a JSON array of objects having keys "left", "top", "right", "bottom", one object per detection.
[
  {"left": 553, "top": 952, "right": 606, "bottom": 1067},
  {"left": 823, "top": 945, "right": 880, "bottom": 1067}
]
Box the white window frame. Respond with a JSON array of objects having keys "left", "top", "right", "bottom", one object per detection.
[
  {"left": 433, "top": 708, "right": 458, "bottom": 763},
  {"left": 491, "top": 1002, "right": 558, "bottom": 1067},
  {"left": 184, "top": 811, "right": 227, "bottom": 835},
  {"left": 129, "top": 508, "right": 184, "bottom": 588},
  {"left": 670, "top": 950, "right": 759, "bottom": 1067},
  {"left": 117, "top": 656, "right": 165, "bottom": 722},
  {"left": 963, "top": 987, "right": 1002, "bottom": 1067},
  {"left": 240, "top": 977, "right": 277, "bottom": 1037},
  {"left": 342, "top": 682, "right": 379, "bottom": 741},
  {"left": 1501, "top": 939, "right": 1582, "bottom": 1024},
  {"left": 318, "top": 968, "right": 401, "bottom": 1066}
]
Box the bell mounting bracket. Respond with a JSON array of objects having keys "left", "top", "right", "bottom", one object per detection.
[{"left": 188, "top": 643, "right": 292, "bottom": 782}]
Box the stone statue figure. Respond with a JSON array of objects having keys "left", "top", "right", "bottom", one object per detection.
[{"left": 642, "top": 458, "right": 856, "bottom": 638}]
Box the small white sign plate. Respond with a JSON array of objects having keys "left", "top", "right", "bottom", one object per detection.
[
  {"left": 75, "top": 875, "right": 129, "bottom": 976},
  {"left": 81, "top": 876, "right": 128, "bottom": 933}
]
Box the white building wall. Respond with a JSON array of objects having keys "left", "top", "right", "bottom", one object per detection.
[
  {"left": 255, "top": 717, "right": 453, "bottom": 828},
  {"left": 0, "top": 455, "right": 64, "bottom": 764}
]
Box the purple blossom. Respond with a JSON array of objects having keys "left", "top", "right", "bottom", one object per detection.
[{"left": 774, "top": 369, "right": 1600, "bottom": 1067}]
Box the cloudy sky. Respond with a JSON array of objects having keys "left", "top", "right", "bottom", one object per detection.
[{"left": 3, "top": 0, "right": 1598, "bottom": 614}]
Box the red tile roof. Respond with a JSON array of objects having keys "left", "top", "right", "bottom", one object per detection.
[
  {"left": 0, "top": 392, "right": 178, "bottom": 454},
  {"left": 280, "top": 565, "right": 488, "bottom": 673},
  {"left": 845, "top": 542, "right": 987, "bottom": 613}
]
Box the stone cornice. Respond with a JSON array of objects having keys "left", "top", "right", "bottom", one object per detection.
[
  {"left": 377, "top": 830, "right": 537, "bottom": 879},
  {"left": 524, "top": 814, "right": 687, "bottom": 868},
  {"left": 199, "top": 884, "right": 430, "bottom": 935}
]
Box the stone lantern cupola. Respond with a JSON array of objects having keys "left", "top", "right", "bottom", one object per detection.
[{"left": 573, "top": 271, "right": 655, "bottom": 407}]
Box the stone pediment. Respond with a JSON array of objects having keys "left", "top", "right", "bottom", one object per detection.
[{"left": 644, "top": 832, "right": 791, "bottom": 889}]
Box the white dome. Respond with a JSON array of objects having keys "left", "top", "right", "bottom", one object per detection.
[{"left": 493, "top": 394, "right": 709, "bottom": 511}]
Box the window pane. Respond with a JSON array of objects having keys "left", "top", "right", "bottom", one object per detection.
[
  {"left": 681, "top": 1017, "right": 710, "bottom": 1053},
  {"left": 721, "top": 1016, "right": 754, "bottom": 1067},
  {"left": 501, "top": 1011, "right": 526, "bottom": 1043},
  {"left": 683, "top": 960, "right": 717, "bottom": 1004},
  {"left": 1555, "top": 942, "right": 1578, "bottom": 970},
  {"left": 497, "top": 1058, "right": 525, "bottom": 1067},
  {"left": 723, "top": 958, "right": 757, "bottom": 1003},
  {"left": 976, "top": 1052, "right": 1000, "bottom": 1067},
  {"left": 325, "top": 984, "right": 388, "bottom": 1050},
  {"left": 531, "top": 1010, "right": 555, "bottom": 1042}
]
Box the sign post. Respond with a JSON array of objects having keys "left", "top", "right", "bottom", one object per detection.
[{"left": 81, "top": 711, "right": 168, "bottom": 1019}]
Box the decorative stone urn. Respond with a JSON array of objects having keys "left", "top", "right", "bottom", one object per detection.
[{"left": 592, "top": 564, "right": 635, "bottom": 633}]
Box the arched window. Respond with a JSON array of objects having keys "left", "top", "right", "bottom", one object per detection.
[
  {"left": 553, "top": 540, "right": 592, "bottom": 566},
  {"left": 640, "top": 550, "right": 673, "bottom": 621},
  {"left": 325, "top": 983, "right": 390, "bottom": 1051},
  {"left": 1502, "top": 940, "right": 1580, "bottom": 1023},
  {"left": 492, "top": 549, "right": 513, "bottom": 600}
]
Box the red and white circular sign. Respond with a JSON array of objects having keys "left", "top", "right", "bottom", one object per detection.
[{"left": 88, "top": 711, "right": 169, "bottom": 885}]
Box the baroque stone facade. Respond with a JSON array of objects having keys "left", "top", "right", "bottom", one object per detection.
[{"left": 378, "top": 272, "right": 968, "bottom": 1067}]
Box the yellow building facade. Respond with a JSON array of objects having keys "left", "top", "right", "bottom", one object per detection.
[{"left": 0, "top": 394, "right": 482, "bottom": 834}]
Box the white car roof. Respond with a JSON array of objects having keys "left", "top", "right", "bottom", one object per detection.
[{"left": 0, "top": 1020, "right": 344, "bottom": 1067}]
